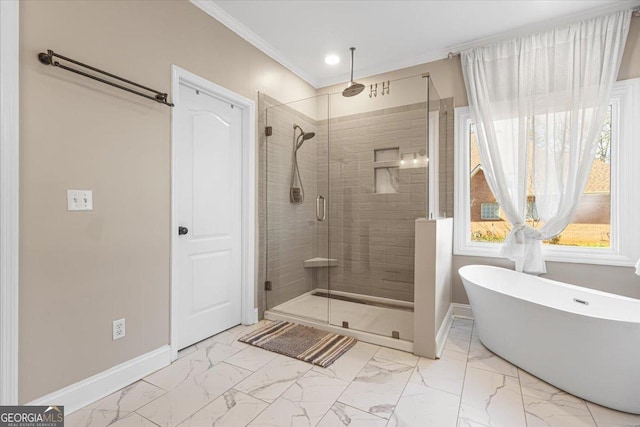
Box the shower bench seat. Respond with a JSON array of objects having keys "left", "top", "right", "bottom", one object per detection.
[{"left": 303, "top": 257, "right": 338, "bottom": 268}]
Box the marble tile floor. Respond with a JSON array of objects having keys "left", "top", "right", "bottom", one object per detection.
[{"left": 66, "top": 318, "right": 640, "bottom": 427}]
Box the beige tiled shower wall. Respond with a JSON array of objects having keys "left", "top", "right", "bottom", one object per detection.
[
  {"left": 258, "top": 94, "right": 326, "bottom": 315},
  {"left": 323, "top": 103, "right": 428, "bottom": 302}
]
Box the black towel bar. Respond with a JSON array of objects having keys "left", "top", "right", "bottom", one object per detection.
[{"left": 38, "top": 49, "right": 174, "bottom": 107}]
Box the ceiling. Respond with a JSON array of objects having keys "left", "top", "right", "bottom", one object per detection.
[{"left": 195, "top": 0, "right": 638, "bottom": 88}]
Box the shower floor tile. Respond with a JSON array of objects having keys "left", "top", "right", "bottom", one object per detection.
[
  {"left": 66, "top": 319, "right": 638, "bottom": 427},
  {"left": 269, "top": 291, "right": 414, "bottom": 339}
]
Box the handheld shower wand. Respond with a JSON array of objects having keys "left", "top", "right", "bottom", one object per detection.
[{"left": 290, "top": 124, "right": 315, "bottom": 204}]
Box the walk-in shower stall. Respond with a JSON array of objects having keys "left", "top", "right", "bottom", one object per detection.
[{"left": 259, "top": 74, "right": 453, "bottom": 350}]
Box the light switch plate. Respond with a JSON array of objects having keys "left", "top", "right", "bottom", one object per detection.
[{"left": 67, "top": 189, "right": 93, "bottom": 211}]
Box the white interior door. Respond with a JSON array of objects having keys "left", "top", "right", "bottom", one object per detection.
[{"left": 174, "top": 82, "right": 242, "bottom": 350}]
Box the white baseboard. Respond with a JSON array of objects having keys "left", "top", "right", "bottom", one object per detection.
[
  {"left": 452, "top": 303, "right": 473, "bottom": 319},
  {"left": 28, "top": 345, "right": 171, "bottom": 415},
  {"left": 435, "top": 304, "right": 454, "bottom": 358}
]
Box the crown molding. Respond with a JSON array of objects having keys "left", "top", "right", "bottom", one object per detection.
[{"left": 190, "top": 0, "right": 320, "bottom": 88}]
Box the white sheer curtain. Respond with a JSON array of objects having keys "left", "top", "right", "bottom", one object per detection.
[{"left": 462, "top": 10, "right": 631, "bottom": 274}]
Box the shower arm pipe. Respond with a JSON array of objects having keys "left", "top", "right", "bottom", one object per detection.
[
  {"left": 37, "top": 49, "right": 174, "bottom": 107},
  {"left": 349, "top": 47, "right": 355, "bottom": 82}
]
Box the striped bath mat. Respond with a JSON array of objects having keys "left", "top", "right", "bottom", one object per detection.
[{"left": 238, "top": 321, "right": 357, "bottom": 367}]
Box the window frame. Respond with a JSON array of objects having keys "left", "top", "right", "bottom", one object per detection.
[{"left": 453, "top": 78, "right": 640, "bottom": 267}]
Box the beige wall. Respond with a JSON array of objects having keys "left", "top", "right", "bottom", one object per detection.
[
  {"left": 19, "top": 0, "right": 315, "bottom": 403},
  {"left": 619, "top": 15, "right": 640, "bottom": 81}
]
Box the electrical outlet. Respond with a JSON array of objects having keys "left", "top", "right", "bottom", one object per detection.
[
  {"left": 113, "top": 318, "right": 125, "bottom": 340},
  {"left": 67, "top": 189, "right": 93, "bottom": 211}
]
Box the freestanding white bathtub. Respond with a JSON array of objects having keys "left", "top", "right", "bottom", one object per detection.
[{"left": 459, "top": 264, "right": 640, "bottom": 414}]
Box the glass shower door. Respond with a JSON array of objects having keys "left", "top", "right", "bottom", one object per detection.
[
  {"left": 326, "top": 75, "right": 430, "bottom": 341},
  {"left": 264, "top": 94, "right": 330, "bottom": 323}
]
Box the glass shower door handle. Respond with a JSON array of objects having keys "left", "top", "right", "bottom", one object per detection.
[{"left": 316, "top": 195, "right": 327, "bottom": 221}]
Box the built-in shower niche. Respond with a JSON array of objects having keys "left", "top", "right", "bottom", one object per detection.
[
  {"left": 373, "top": 147, "right": 431, "bottom": 194},
  {"left": 374, "top": 148, "right": 399, "bottom": 194}
]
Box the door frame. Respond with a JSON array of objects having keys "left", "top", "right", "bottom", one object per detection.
[
  {"left": 0, "top": 0, "right": 20, "bottom": 405},
  {"left": 170, "top": 65, "right": 257, "bottom": 361}
]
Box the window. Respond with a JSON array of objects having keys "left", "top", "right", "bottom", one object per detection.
[
  {"left": 454, "top": 79, "right": 640, "bottom": 266},
  {"left": 480, "top": 203, "right": 500, "bottom": 220},
  {"left": 468, "top": 109, "right": 612, "bottom": 247},
  {"left": 526, "top": 200, "right": 539, "bottom": 222}
]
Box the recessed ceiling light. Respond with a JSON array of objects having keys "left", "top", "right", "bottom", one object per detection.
[{"left": 325, "top": 54, "right": 340, "bottom": 65}]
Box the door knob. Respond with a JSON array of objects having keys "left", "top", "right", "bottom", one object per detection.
[{"left": 178, "top": 226, "right": 189, "bottom": 236}]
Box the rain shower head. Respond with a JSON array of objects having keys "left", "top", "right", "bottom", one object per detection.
[
  {"left": 342, "top": 47, "right": 365, "bottom": 97},
  {"left": 343, "top": 81, "right": 365, "bottom": 97}
]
